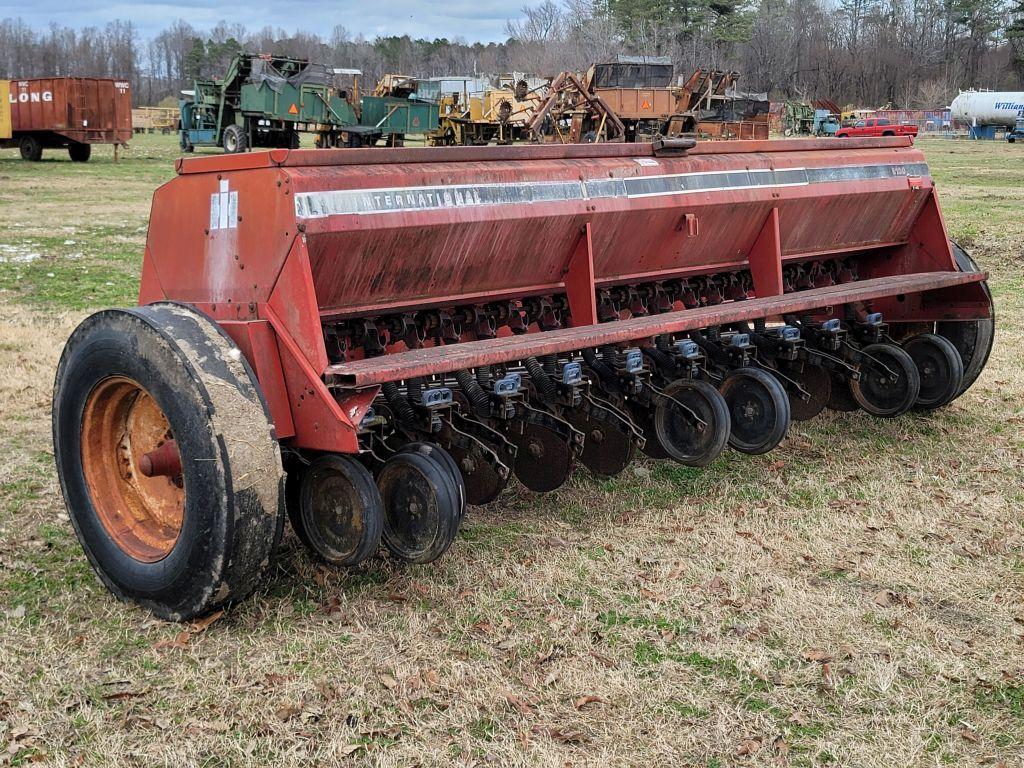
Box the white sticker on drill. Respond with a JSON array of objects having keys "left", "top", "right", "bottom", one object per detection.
[
  {"left": 209, "top": 193, "right": 220, "bottom": 231},
  {"left": 209, "top": 180, "right": 238, "bottom": 231}
]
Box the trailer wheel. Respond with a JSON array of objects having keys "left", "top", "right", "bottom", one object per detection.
[
  {"left": 850, "top": 343, "right": 920, "bottom": 417},
  {"left": 292, "top": 455, "right": 383, "bottom": 566},
  {"left": 936, "top": 243, "right": 994, "bottom": 399},
  {"left": 378, "top": 451, "right": 460, "bottom": 564},
  {"left": 719, "top": 367, "right": 790, "bottom": 454},
  {"left": 222, "top": 125, "right": 247, "bottom": 154},
  {"left": 19, "top": 135, "right": 42, "bottom": 161},
  {"left": 68, "top": 143, "right": 92, "bottom": 162},
  {"left": 53, "top": 303, "right": 284, "bottom": 620}
]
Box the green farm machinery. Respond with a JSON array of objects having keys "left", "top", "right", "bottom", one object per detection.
[{"left": 179, "top": 53, "right": 382, "bottom": 153}]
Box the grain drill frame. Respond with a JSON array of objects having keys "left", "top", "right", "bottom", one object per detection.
[{"left": 53, "top": 137, "right": 994, "bottom": 619}]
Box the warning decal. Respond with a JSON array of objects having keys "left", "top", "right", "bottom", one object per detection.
[
  {"left": 288, "top": 103, "right": 299, "bottom": 115},
  {"left": 641, "top": 100, "right": 651, "bottom": 109},
  {"left": 209, "top": 180, "right": 238, "bottom": 231}
]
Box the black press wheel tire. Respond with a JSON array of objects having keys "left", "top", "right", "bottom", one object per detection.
[
  {"left": 222, "top": 124, "right": 248, "bottom": 154},
  {"left": 68, "top": 143, "right": 92, "bottom": 162},
  {"left": 52, "top": 303, "right": 284, "bottom": 621},
  {"left": 719, "top": 367, "right": 791, "bottom": 455},
  {"left": 850, "top": 343, "right": 921, "bottom": 418},
  {"left": 936, "top": 242, "right": 995, "bottom": 399},
  {"left": 378, "top": 451, "right": 461, "bottom": 564},
  {"left": 398, "top": 442, "right": 467, "bottom": 519},
  {"left": 902, "top": 333, "right": 964, "bottom": 411},
  {"left": 19, "top": 135, "right": 43, "bottom": 161},
  {"left": 292, "top": 455, "right": 383, "bottom": 566},
  {"left": 654, "top": 378, "right": 731, "bottom": 466}
]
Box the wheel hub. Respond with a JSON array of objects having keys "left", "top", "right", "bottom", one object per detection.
[{"left": 80, "top": 377, "right": 184, "bottom": 562}]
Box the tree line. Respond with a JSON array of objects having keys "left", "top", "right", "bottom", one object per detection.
[{"left": 0, "top": 0, "right": 1022, "bottom": 110}]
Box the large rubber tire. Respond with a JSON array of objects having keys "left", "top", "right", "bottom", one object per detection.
[
  {"left": 52, "top": 303, "right": 284, "bottom": 620},
  {"left": 222, "top": 124, "right": 248, "bottom": 154},
  {"left": 19, "top": 135, "right": 42, "bottom": 161},
  {"left": 936, "top": 243, "right": 994, "bottom": 399},
  {"left": 68, "top": 143, "right": 92, "bottom": 162}
]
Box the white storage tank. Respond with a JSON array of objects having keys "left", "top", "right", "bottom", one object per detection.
[{"left": 949, "top": 90, "right": 1024, "bottom": 127}]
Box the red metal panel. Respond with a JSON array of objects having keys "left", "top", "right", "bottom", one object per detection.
[
  {"left": 287, "top": 143, "right": 932, "bottom": 319},
  {"left": 219, "top": 320, "right": 296, "bottom": 440},
  {"left": 8, "top": 77, "right": 131, "bottom": 144},
  {"left": 747, "top": 208, "right": 782, "bottom": 297},
  {"left": 325, "top": 271, "right": 986, "bottom": 388}
]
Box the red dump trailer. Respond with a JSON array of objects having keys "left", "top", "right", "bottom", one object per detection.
[
  {"left": 2, "top": 77, "right": 132, "bottom": 162},
  {"left": 52, "top": 137, "right": 994, "bottom": 619}
]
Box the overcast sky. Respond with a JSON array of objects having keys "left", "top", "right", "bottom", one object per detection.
[{"left": 1, "top": 1, "right": 523, "bottom": 42}]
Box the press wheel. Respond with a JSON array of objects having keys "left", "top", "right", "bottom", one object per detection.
[
  {"left": 292, "top": 455, "right": 383, "bottom": 566},
  {"left": 654, "top": 379, "right": 730, "bottom": 467},
  {"left": 719, "top": 367, "right": 790, "bottom": 455},
  {"left": 398, "top": 442, "right": 466, "bottom": 519},
  {"left": 378, "top": 451, "right": 460, "bottom": 564},
  {"left": 850, "top": 343, "right": 921, "bottom": 418},
  {"left": 902, "top": 333, "right": 964, "bottom": 411}
]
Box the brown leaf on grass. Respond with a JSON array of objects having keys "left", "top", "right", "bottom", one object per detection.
[
  {"left": 873, "top": 590, "right": 895, "bottom": 607},
  {"left": 787, "top": 710, "right": 809, "bottom": 726},
  {"left": 189, "top": 609, "right": 224, "bottom": 634},
  {"left": 767, "top": 460, "right": 785, "bottom": 471},
  {"left": 102, "top": 690, "right": 147, "bottom": 701},
  {"left": 706, "top": 574, "right": 728, "bottom": 594},
  {"left": 275, "top": 701, "right": 301, "bottom": 723},
  {"left": 531, "top": 725, "right": 587, "bottom": 744},
  {"left": 736, "top": 737, "right": 762, "bottom": 756},
  {"left": 505, "top": 694, "right": 536, "bottom": 716},
  {"left": 773, "top": 735, "right": 789, "bottom": 756},
  {"left": 802, "top": 648, "right": 832, "bottom": 663},
  {"left": 589, "top": 651, "right": 615, "bottom": 668},
  {"left": 379, "top": 674, "right": 398, "bottom": 691},
  {"left": 153, "top": 630, "right": 190, "bottom": 651},
  {"left": 960, "top": 727, "right": 979, "bottom": 744},
  {"left": 573, "top": 694, "right": 607, "bottom": 710},
  {"left": 338, "top": 744, "right": 363, "bottom": 757}
]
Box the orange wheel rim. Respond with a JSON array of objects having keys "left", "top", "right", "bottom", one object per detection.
[{"left": 80, "top": 377, "right": 185, "bottom": 562}]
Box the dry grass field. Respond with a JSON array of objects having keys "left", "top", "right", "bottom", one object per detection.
[{"left": 0, "top": 135, "right": 1021, "bottom": 767}]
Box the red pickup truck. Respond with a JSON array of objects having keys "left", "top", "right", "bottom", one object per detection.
[{"left": 834, "top": 117, "right": 919, "bottom": 138}]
